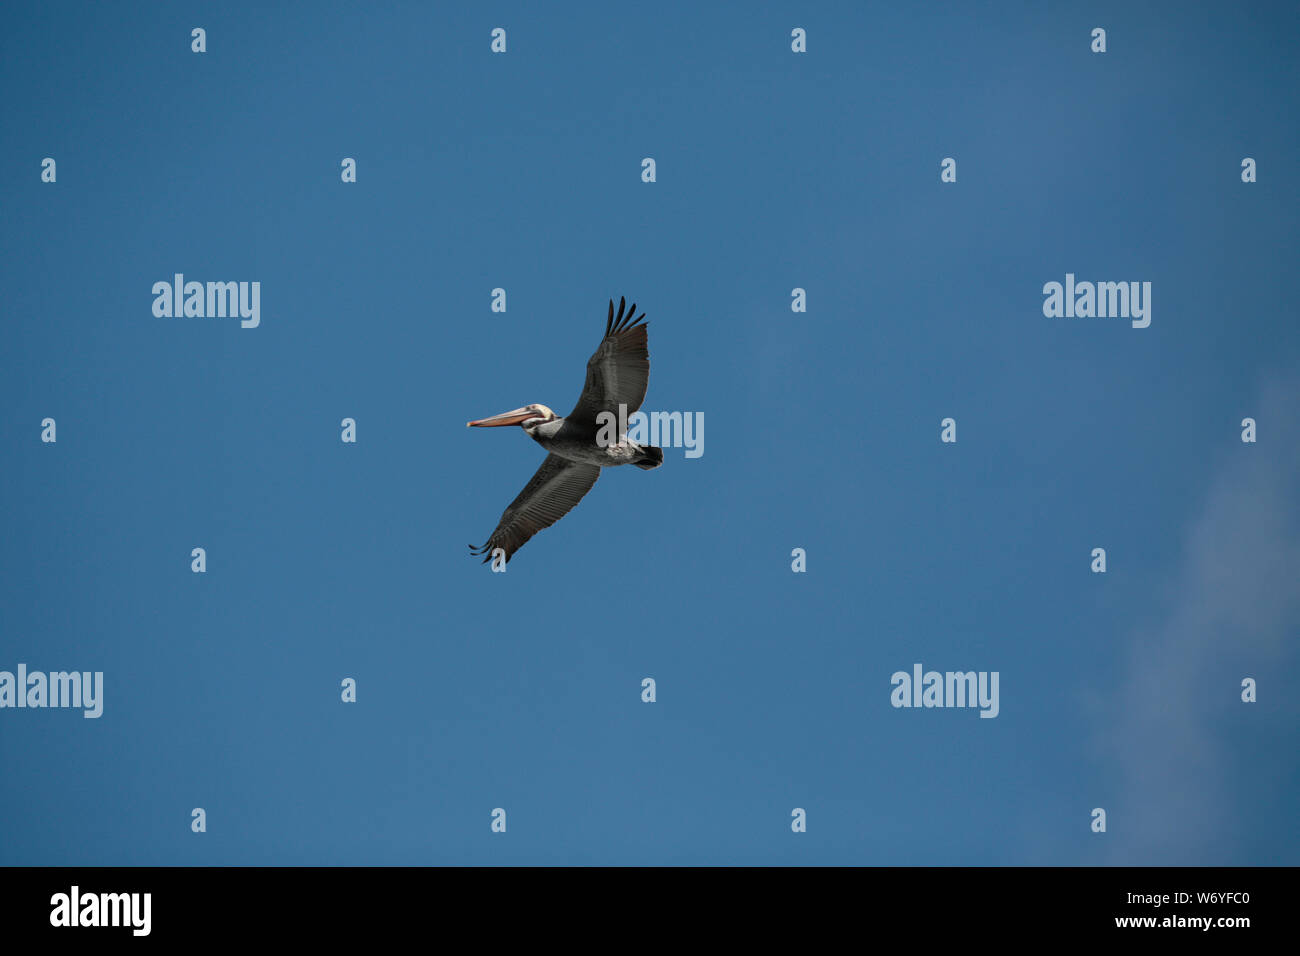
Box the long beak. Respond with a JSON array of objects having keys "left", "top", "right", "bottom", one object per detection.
[{"left": 467, "top": 406, "right": 534, "bottom": 428}]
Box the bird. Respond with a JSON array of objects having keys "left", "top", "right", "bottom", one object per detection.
[{"left": 466, "top": 296, "right": 662, "bottom": 564}]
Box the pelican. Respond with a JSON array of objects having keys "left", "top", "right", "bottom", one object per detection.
[{"left": 467, "top": 296, "right": 662, "bottom": 564}]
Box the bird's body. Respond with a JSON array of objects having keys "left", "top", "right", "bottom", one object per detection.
[
  {"left": 466, "top": 297, "right": 661, "bottom": 563},
  {"left": 525, "top": 417, "right": 657, "bottom": 468}
]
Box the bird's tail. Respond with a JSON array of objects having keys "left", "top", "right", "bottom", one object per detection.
[{"left": 634, "top": 446, "right": 664, "bottom": 470}]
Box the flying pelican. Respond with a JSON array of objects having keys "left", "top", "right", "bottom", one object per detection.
[{"left": 467, "top": 296, "right": 662, "bottom": 564}]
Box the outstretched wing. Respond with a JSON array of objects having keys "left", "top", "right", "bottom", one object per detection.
[
  {"left": 565, "top": 296, "right": 650, "bottom": 427},
  {"left": 469, "top": 454, "right": 601, "bottom": 563}
]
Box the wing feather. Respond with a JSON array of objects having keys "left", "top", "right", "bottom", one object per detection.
[
  {"left": 469, "top": 454, "right": 601, "bottom": 563},
  {"left": 566, "top": 296, "right": 650, "bottom": 426}
]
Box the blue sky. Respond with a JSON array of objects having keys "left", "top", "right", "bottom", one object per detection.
[{"left": 1, "top": 1, "right": 1297, "bottom": 865}]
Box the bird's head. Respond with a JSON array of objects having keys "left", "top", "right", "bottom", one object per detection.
[{"left": 467, "top": 404, "right": 557, "bottom": 431}]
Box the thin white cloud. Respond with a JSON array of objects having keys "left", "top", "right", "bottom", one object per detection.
[{"left": 1103, "top": 373, "right": 1300, "bottom": 863}]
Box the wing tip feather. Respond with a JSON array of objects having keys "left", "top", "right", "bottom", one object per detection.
[{"left": 605, "top": 295, "right": 647, "bottom": 337}]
